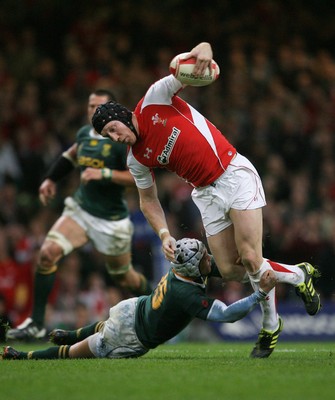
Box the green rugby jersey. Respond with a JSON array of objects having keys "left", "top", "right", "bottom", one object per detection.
[
  {"left": 135, "top": 269, "right": 215, "bottom": 348},
  {"left": 73, "top": 125, "right": 129, "bottom": 220}
]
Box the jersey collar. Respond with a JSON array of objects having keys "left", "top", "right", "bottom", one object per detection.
[{"left": 172, "top": 269, "right": 206, "bottom": 288}]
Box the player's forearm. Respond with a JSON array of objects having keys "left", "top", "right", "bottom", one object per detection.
[
  {"left": 206, "top": 292, "right": 266, "bottom": 323},
  {"left": 140, "top": 198, "right": 169, "bottom": 238},
  {"left": 45, "top": 154, "right": 76, "bottom": 182},
  {"left": 138, "top": 185, "right": 171, "bottom": 238},
  {"left": 45, "top": 145, "right": 77, "bottom": 183}
]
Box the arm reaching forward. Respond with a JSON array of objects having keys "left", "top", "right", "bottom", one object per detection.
[{"left": 206, "top": 270, "right": 277, "bottom": 322}]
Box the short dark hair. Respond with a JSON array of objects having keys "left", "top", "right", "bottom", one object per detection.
[{"left": 92, "top": 89, "right": 116, "bottom": 102}]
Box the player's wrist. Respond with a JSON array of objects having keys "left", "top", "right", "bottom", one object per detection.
[
  {"left": 258, "top": 288, "right": 268, "bottom": 298},
  {"left": 158, "top": 228, "right": 170, "bottom": 240},
  {"left": 101, "top": 168, "right": 113, "bottom": 180}
]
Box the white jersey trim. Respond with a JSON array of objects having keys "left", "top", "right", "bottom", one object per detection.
[
  {"left": 127, "top": 147, "right": 154, "bottom": 189},
  {"left": 141, "top": 75, "right": 183, "bottom": 110}
]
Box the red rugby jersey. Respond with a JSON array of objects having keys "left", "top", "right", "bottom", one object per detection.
[{"left": 127, "top": 75, "right": 236, "bottom": 188}]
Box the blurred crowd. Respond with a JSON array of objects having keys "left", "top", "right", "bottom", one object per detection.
[{"left": 0, "top": 0, "right": 335, "bottom": 335}]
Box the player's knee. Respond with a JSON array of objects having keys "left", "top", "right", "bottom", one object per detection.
[
  {"left": 240, "top": 249, "right": 261, "bottom": 272},
  {"left": 37, "top": 243, "right": 61, "bottom": 273},
  {"left": 36, "top": 260, "right": 58, "bottom": 275},
  {"left": 45, "top": 230, "right": 74, "bottom": 256},
  {"left": 106, "top": 263, "right": 131, "bottom": 287}
]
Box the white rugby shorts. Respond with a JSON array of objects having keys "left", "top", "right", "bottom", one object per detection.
[
  {"left": 192, "top": 153, "right": 266, "bottom": 236},
  {"left": 62, "top": 197, "right": 133, "bottom": 255},
  {"left": 88, "top": 297, "right": 148, "bottom": 359}
]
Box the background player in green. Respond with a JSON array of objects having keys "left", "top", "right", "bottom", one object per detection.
[
  {"left": 2, "top": 238, "right": 278, "bottom": 360},
  {"left": 7, "top": 89, "right": 152, "bottom": 341}
]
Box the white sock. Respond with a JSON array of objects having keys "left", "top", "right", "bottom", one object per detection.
[
  {"left": 265, "top": 259, "right": 304, "bottom": 286},
  {"left": 248, "top": 260, "right": 279, "bottom": 331}
]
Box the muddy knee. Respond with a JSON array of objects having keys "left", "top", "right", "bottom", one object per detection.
[{"left": 37, "top": 235, "right": 67, "bottom": 274}]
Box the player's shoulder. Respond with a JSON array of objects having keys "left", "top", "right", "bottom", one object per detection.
[
  {"left": 141, "top": 75, "right": 180, "bottom": 110},
  {"left": 127, "top": 146, "right": 147, "bottom": 167},
  {"left": 76, "top": 124, "right": 92, "bottom": 140}
]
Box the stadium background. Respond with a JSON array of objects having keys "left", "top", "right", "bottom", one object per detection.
[{"left": 0, "top": 0, "right": 334, "bottom": 341}]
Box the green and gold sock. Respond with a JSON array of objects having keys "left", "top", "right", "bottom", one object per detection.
[
  {"left": 17, "top": 346, "right": 70, "bottom": 360},
  {"left": 32, "top": 269, "right": 57, "bottom": 328},
  {"left": 65, "top": 321, "right": 104, "bottom": 344}
]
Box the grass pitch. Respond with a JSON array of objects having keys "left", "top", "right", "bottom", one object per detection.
[{"left": 1, "top": 341, "right": 334, "bottom": 400}]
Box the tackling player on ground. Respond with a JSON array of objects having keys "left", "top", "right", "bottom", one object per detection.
[{"left": 2, "top": 238, "right": 278, "bottom": 360}]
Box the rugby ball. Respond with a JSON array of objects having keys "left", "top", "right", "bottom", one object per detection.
[{"left": 169, "top": 52, "right": 220, "bottom": 87}]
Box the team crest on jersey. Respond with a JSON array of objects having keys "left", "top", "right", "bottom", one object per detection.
[
  {"left": 89, "top": 139, "right": 98, "bottom": 146},
  {"left": 152, "top": 113, "right": 167, "bottom": 126},
  {"left": 157, "top": 127, "right": 180, "bottom": 165},
  {"left": 144, "top": 147, "right": 152, "bottom": 159},
  {"left": 102, "top": 143, "right": 112, "bottom": 157}
]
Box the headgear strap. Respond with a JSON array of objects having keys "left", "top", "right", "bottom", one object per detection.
[{"left": 92, "top": 101, "right": 138, "bottom": 138}]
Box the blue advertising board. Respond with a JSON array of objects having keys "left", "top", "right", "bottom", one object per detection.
[{"left": 210, "top": 302, "right": 335, "bottom": 341}]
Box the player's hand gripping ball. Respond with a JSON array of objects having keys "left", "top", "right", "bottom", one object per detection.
[{"left": 169, "top": 53, "right": 220, "bottom": 87}]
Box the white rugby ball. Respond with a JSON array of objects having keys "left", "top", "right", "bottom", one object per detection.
[{"left": 169, "top": 52, "right": 220, "bottom": 87}]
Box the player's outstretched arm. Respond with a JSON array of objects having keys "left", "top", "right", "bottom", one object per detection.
[{"left": 206, "top": 270, "right": 277, "bottom": 323}]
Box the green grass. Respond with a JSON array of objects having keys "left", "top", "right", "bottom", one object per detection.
[{"left": 0, "top": 341, "right": 334, "bottom": 400}]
